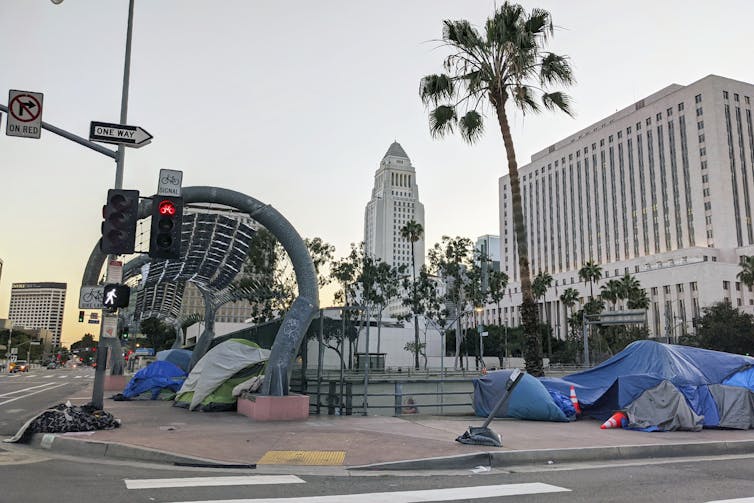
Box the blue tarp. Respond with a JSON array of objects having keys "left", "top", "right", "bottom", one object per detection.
[
  {"left": 156, "top": 349, "right": 193, "bottom": 373},
  {"left": 122, "top": 360, "right": 188, "bottom": 400},
  {"left": 541, "top": 340, "right": 754, "bottom": 423},
  {"left": 473, "top": 369, "right": 572, "bottom": 422},
  {"left": 724, "top": 366, "right": 754, "bottom": 392}
]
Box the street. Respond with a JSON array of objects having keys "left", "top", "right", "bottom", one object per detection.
[
  {"left": 1, "top": 443, "right": 753, "bottom": 503},
  {"left": 0, "top": 366, "right": 94, "bottom": 435}
]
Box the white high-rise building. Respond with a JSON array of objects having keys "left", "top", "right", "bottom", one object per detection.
[
  {"left": 364, "top": 141, "right": 426, "bottom": 316},
  {"left": 494, "top": 75, "right": 754, "bottom": 341},
  {"left": 8, "top": 282, "right": 67, "bottom": 347}
]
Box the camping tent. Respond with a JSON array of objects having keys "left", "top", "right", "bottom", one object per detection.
[
  {"left": 120, "top": 360, "right": 187, "bottom": 400},
  {"left": 541, "top": 340, "right": 754, "bottom": 430},
  {"left": 174, "top": 338, "right": 269, "bottom": 411},
  {"left": 156, "top": 348, "right": 192, "bottom": 373},
  {"left": 473, "top": 369, "right": 575, "bottom": 421}
]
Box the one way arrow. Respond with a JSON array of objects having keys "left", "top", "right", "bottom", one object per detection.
[{"left": 89, "top": 121, "right": 153, "bottom": 148}]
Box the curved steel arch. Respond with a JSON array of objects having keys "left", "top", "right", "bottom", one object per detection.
[{"left": 82, "top": 186, "right": 319, "bottom": 396}]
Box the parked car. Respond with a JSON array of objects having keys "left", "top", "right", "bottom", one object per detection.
[
  {"left": 10, "top": 360, "right": 29, "bottom": 373},
  {"left": 46, "top": 362, "right": 58, "bottom": 369}
]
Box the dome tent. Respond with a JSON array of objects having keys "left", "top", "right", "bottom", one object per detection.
[{"left": 174, "top": 338, "right": 269, "bottom": 412}]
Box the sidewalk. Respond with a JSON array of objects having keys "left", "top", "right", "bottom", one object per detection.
[{"left": 17, "top": 389, "right": 754, "bottom": 473}]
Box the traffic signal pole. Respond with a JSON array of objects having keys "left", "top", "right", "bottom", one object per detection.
[{"left": 91, "top": 0, "right": 136, "bottom": 411}]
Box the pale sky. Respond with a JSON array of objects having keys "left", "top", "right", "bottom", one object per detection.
[{"left": 1, "top": 1, "right": 753, "bottom": 348}]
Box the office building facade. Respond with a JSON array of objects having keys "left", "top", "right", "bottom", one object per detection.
[
  {"left": 8, "top": 282, "right": 67, "bottom": 347},
  {"left": 493, "top": 75, "right": 754, "bottom": 340},
  {"left": 364, "top": 141, "right": 426, "bottom": 316}
]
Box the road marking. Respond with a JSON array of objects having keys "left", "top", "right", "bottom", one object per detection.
[
  {"left": 707, "top": 498, "right": 754, "bottom": 502},
  {"left": 0, "top": 382, "right": 61, "bottom": 398},
  {"left": 0, "top": 383, "right": 68, "bottom": 406},
  {"left": 6, "top": 409, "right": 24, "bottom": 414},
  {"left": 125, "top": 475, "right": 305, "bottom": 489},
  {"left": 165, "top": 483, "right": 569, "bottom": 502}
]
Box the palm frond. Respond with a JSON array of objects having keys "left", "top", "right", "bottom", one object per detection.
[
  {"left": 428, "top": 105, "right": 457, "bottom": 138},
  {"left": 511, "top": 85, "right": 540, "bottom": 114},
  {"left": 540, "top": 53, "right": 575, "bottom": 86},
  {"left": 542, "top": 91, "right": 573, "bottom": 116},
  {"left": 442, "top": 19, "right": 483, "bottom": 51},
  {"left": 525, "top": 8, "right": 553, "bottom": 40},
  {"left": 458, "top": 110, "right": 485, "bottom": 144},
  {"left": 419, "top": 74, "right": 455, "bottom": 105}
]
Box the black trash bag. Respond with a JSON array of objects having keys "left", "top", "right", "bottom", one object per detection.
[{"left": 4, "top": 401, "right": 121, "bottom": 444}]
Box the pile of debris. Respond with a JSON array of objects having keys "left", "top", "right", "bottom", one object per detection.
[{"left": 4, "top": 401, "right": 120, "bottom": 443}]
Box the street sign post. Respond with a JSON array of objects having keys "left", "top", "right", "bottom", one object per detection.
[
  {"left": 89, "top": 121, "right": 152, "bottom": 148},
  {"left": 6, "top": 90, "right": 43, "bottom": 139}
]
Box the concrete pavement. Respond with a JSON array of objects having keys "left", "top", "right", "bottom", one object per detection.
[{"left": 9, "top": 389, "right": 754, "bottom": 473}]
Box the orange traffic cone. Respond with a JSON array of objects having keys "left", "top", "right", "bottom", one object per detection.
[
  {"left": 600, "top": 411, "right": 627, "bottom": 429},
  {"left": 569, "top": 385, "right": 582, "bottom": 415}
]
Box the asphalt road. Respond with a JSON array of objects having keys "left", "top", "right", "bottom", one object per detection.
[
  {"left": 1, "top": 445, "right": 754, "bottom": 503},
  {"left": 0, "top": 366, "right": 94, "bottom": 436}
]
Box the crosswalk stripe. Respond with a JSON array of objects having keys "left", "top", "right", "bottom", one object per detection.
[
  {"left": 165, "top": 482, "right": 569, "bottom": 503},
  {"left": 125, "top": 475, "right": 305, "bottom": 489}
]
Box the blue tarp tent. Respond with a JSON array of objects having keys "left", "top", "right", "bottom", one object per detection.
[
  {"left": 122, "top": 360, "right": 188, "bottom": 400},
  {"left": 473, "top": 369, "right": 574, "bottom": 422},
  {"left": 540, "top": 340, "right": 754, "bottom": 427}
]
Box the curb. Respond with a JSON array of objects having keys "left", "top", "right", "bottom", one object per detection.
[
  {"left": 351, "top": 440, "right": 754, "bottom": 471},
  {"left": 26, "top": 433, "right": 237, "bottom": 467}
]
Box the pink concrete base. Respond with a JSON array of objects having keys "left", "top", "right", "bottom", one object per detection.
[
  {"left": 103, "top": 374, "right": 128, "bottom": 392},
  {"left": 237, "top": 394, "right": 310, "bottom": 421}
]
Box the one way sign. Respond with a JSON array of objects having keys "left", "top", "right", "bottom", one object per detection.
[{"left": 89, "top": 121, "right": 152, "bottom": 148}]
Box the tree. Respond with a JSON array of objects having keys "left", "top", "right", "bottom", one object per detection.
[
  {"left": 400, "top": 220, "right": 425, "bottom": 370},
  {"left": 488, "top": 269, "right": 509, "bottom": 358},
  {"left": 139, "top": 317, "right": 176, "bottom": 352},
  {"left": 737, "top": 256, "right": 754, "bottom": 289},
  {"left": 600, "top": 279, "right": 621, "bottom": 309},
  {"left": 420, "top": 3, "right": 575, "bottom": 376},
  {"left": 560, "top": 287, "right": 580, "bottom": 359},
  {"left": 237, "top": 229, "right": 334, "bottom": 324},
  {"left": 697, "top": 300, "right": 754, "bottom": 355},
  {"left": 579, "top": 260, "right": 603, "bottom": 300},
  {"left": 532, "top": 271, "right": 554, "bottom": 356},
  {"left": 427, "top": 236, "right": 474, "bottom": 369}
]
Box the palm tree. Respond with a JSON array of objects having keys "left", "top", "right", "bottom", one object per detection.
[
  {"left": 420, "top": 3, "right": 575, "bottom": 376},
  {"left": 578, "top": 260, "right": 603, "bottom": 300},
  {"left": 560, "top": 287, "right": 580, "bottom": 361},
  {"left": 617, "top": 273, "right": 641, "bottom": 309},
  {"left": 532, "top": 271, "right": 553, "bottom": 356},
  {"left": 600, "top": 280, "right": 621, "bottom": 309},
  {"left": 400, "top": 220, "right": 424, "bottom": 370},
  {"left": 737, "top": 256, "right": 754, "bottom": 289}
]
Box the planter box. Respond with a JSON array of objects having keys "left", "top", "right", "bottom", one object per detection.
[{"left": 237, "top": 394, "right": 309, "bottom": 421}]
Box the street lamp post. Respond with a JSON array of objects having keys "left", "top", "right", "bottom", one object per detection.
[{"left": 475, "top": 306, "right": 484, "bottom": 370}]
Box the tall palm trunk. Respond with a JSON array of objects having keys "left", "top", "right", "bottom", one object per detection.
[
  {"left": 410, "top": 240, "right": 420, "bottom": 370},
  {"left": 492, "top": 93, "right": 543, "bottom": 376}
]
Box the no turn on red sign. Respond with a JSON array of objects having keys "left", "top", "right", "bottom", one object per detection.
[{"left": 6, "top": 89, "right": 43, "bottom": 139}]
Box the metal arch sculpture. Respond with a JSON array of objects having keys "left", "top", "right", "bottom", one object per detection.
[{"left": 82, "top": 186, "right": 319, "bottom": 396}]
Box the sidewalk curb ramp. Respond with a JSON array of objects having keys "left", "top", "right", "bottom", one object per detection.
[
  {"left": 26, "top": 433, "right": 231, "bottom": 467},
  {"left": 351, "top": 440, "right": 754, "bottom": 471}
]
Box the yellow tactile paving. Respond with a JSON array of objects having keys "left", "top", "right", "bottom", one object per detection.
[{"left": 257, "top": 450, "right": 346, "bottom": 466}]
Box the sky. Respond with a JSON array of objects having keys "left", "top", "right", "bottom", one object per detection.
[{"left": 1, "top": 0, "right": 754, "bottom": 348}]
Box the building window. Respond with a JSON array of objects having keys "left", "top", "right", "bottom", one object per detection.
[
  {"left": 646, "top": 117, "right": 651, "bottom": 126},
  {"left": 651, "top": 287, "right": 658, "bottom": 296},
  {"left": 691, "top": 282, "right": 698, "bottom": 291},
  {"left": 734, "top": 93, "right": 740, "bottom": 102},
  {"left": 677, "top": 284, "right": 684, "bottom": 293},
  {"left": 667, "top": 107, "right": 673, "bottom": 116},
  {"left": 678, "top": 102, "right": 685, "bottom": 111},
  {"left": 656, "top": 113, "right": 662, "bottom": 121},
  {"left": 695, "top": 94, "right": 702, "bottom": 103},
  {"left": 664, "top": 285, "right": 671, "bottom": 294},
  {"left": 736, "top": 282, "right": 741, "bottom": 291},
  {"left": 636, "top": 122, "right": 642, "bottom": 131},
  {"left": 697, "top": 121, "right": 704, "bottom": 130},
  {"left": 696, "top": 107, "right": 703, "bottom": 116},
  {"left": 723, "top": 91, "right": 729, "bottom": 99},
  {"left": 699, "top": 134, "right": 705, "bottom": 143},
  {"left": 723, "top": 281, "right": 730, "bottom": 290}
]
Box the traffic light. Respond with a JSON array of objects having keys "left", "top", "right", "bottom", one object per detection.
[
  {"left": 78, "top": 310, "right": 85, "bottom": 323},
  {"left": 149, "top": 196, "right": 183, "bottom": 259},
  {"left": 100, "top": 189, "right": 140, "bottom": 254},
  {"left": 102, "top": 283, "right": 131, "bottom": 310}
]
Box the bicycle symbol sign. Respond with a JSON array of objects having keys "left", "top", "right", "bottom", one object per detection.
[
  {"left": 157, "top": 169, "right": 183, "bottom": 197},
  {"left": 79, "top": 286, "right": 104, "bottom": 309}
]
